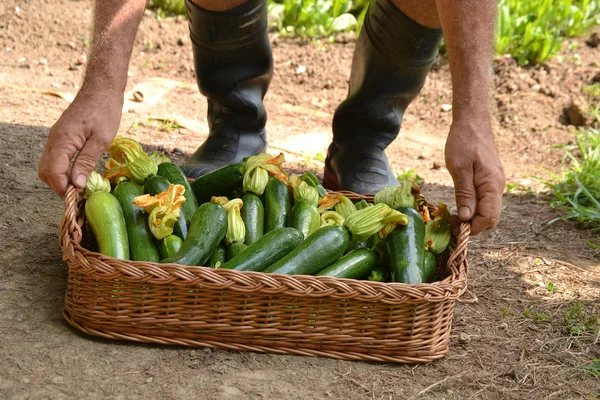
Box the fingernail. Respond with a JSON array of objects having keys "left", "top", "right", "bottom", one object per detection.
[
  {"left": 458, "top": 206, "right": 471, "bottom": 221},
  {"left": 75, "top": 174, "right": 87, "bottom": 188}
]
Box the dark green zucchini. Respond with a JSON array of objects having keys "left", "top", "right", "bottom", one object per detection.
[
  {"left": 263, "top": 226, "right": 349, "bottom": 275},
  {"left": 386, "top": 207, "right": 425, "bottom": 283},
  {"left": 160, "top": 202, "right": 227, "bottom": 266},
  {"left": 240, "top": 193, "right": 264, "bottom": 245},
  {"left": 144, "top": 175, "right": 188, "bottom": 240},
  {"left": 159, "top": 235, "right": 183, "bottom": 259},
  {"left": 189, "top": 162, "right": 245, "bottom": 204},
  {"left": 219, "top": 227, "right": 304, "bottom": 272},
  {"left": 113, "top": 182, "right": 160, "bottom": 262},
  {"left": 156, "top": 163, "right": 198, "bottom": 226},
  {"left": 288, "top": 201, "right": 320, "bottom": 238},
  {"left": 263, "top": 177, "right": 291, "bottom": 233},
  {"left": 422, "top": 251, "right": 438, "bottom": 283},
  {"left": 316, "top": 249, "right": 377, "bottom": 279},
  {"left": 226, "top": 243, "right": 247, "bottom": 261},
  {"left": 209, "top": 245, "right": 227, "bottom": 268}
]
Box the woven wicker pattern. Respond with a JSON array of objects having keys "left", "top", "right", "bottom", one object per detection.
[{"left": 60, "top": 185, "right": 469, "bottom": 363}]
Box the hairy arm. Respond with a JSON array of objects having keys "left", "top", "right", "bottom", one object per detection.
[
  {"left": 436, "top": 0, "right": 505, "bottom": 235},
  {"left": 38, "top": 0, "right": 147, "bottom": 196}
]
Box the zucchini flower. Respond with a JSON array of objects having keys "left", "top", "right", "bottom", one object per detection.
[
  {"left": 148, "top": 151, "right": 171, "bottom": 165},
  {"left": 294, "top": 181, "right": 319, "bottom": 206},
  {"left": 243, "top": 153, "right": 287, "bottom": 196},
  {"left": 374, "top": 179, "right": 415, "bottom": 209},
  {"left": 301, "top": 171, "right": 328, "bottom": 198},
  {"left": 344, "top": 203, "right": 408, "bottom": 242},
  {"left": 211, "top": 197, "right": 245, "bottom": 246},
  {"left": 416, "top": 194, "right": 431, "bottom": 222},
  {"left": 354, "top": 199, "right": 372, "bottom": 211},
  {"left": 132, "top": 184, "right": 186, "bottom": 240},
  {"left": 320, "top": 211, "right": 345, "bottom": 227},
  {"left": 84, "top": 171, "right": 111, "bottom": 198},
  {"left": 425, "top": 203, "right": 451, "bottom": 254},
  {"left": 317, "top": 194, "right": 357, "bottom": 218},
  {"left": 103, "top": 136, "right": 158, "bottom": 186}
]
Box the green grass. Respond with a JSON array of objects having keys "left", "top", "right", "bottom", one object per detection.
[
  {"left": 541, "top": 108, "right": 600, "bottom": 247},
  {"left": 563, "top": 301, "right": 599, "bottom": 336}
]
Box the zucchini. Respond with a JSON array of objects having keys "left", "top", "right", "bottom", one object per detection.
[
  {"left": 144, "top": 175, "right": 188, "bottom": 240},
  {"left": 85, "top": 191, "right": 130, "bottom": 259},
  {"left": 113, "top": 182, "right": 160, "bottom": 262},
  {"left": 316, "top": 249, "right": 377, "bottom": 279},
  {"left": 422, "top": 251, "right": 438, "bottom": 283},
  {"left": 263, "top": 177, "right": 291, "bottom": 233},
  {"left": 263, "top": 226, "right": 349, "bottom": 275},
  {"left": 226, "top": 243, "right": 247, "bottom": 261},
  {"left": 156, "top": 163, "right": 199, "bottom": 226},
  {"left": 386, "top": 207, "right": 425, "bottom": 283},
  {"left": 160, "top": 202, "right": 227, "bottom": 266},
  {"left": 209, "top": 245, "right": 227, "bottom": 268},
  {"left": 288, "top": 201, "right": 320, "bottom": 238},
  {"left": 219, "top": 227, "right": 304, "bottom": 272},
  {"left": 240, "top": 193, "right": 264, "bottom": 245},
  {"left": 159, "top": 235, "right": 183, "bottom": 259},
  {"left": 189, "top": 162, "right": 245, "bottom": 204}
]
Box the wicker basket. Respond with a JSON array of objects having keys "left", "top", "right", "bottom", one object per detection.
[{"left": 60, "top": 185, "right": 470, "bottom": 363}]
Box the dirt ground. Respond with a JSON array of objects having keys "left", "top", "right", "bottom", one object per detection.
[{"left": 1, "top": 0, "right": 599, "bottom": 399}]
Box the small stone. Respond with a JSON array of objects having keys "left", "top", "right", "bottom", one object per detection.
[
  {"left": 146, "top": 377, "right": 153, "bottom": 383},
  {"left": 189, "top": 350, "right": 198, "bottom": 357},
  {"left": 21, "top": 378, "right": 29, "bottom": 384},
  {"left": 132, "top": 91, "right": 144, "bottom": 103},
  {"left": 76, "top": 55, "right": 87, "bottom": 65},
  {"left": 5, "top": 47, "right": 12, "bottom": 52},
  {"left": 177, "top": 37, "right": 185, "bottom": 46},
  {"left": 431, "top": 161, "right": 441, "bottom": 170},
  {"left": 586, "top": 32, "right": 600, "bottom": 48},
  {"left": 68, "top": 41, "right": 76, "bottom": 49},
  {"left": 51, "top": 82, "right": 62, "bottom": 88},
  {"left": 296, "top": 65, "right": 307, "bottom": 75},
  {"left": 441, "top": 103, "right": 452, "bottom": 112},
  {"left": 69, "top": 64, "right": 80, "bottom": 71},
  {"left": 173, "top": 147, "right": 184, "bottom": 154},
  {"left": 499, "top": 322, "right": 508, "bottom": 330},
  {"left": 323, "top": 80, "right": 333, "bottom": 89},
  {"left": 19, "top": 217, "right": 25, "bottom": 222},
  {"left": 458, "top": 332, "right": 471, "bottom": 343},
  {"left": 18, "top": 57, "right": 26, "bottom": 63},
  {"left": 15, "top": 6, "right": 21, "bottom": 15},
  {"left": 39, "top": 58, "right": 47, "bottom": 65}
]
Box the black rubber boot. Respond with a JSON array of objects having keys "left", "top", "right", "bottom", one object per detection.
[
  {"left": 182, "top": 0, "right": 272, "bottom": 178},
  {"left": 324, "top": 0, "right": 443, "bottom": 194}
]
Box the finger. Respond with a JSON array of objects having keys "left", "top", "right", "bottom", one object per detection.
[
  {"left": 448, "top": 214, "right": 462, "bottom": 238},
  {"left": 38, "top": 147, "right": 72, "bottom": 196},
  {"left": 451, "top": 165, "right": 478, "bottom": 222},
  {"left": 469, "top": 190, "right": 502, "bottom": 236},
  {"left": 70, "top": 135, "right": 109, "bottom": 189}
]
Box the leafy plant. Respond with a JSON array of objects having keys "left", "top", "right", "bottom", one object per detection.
[
  {"left": 496, "top": 0, "right": 600, "bottom": 66},
  {"left": 523, "top": 306, "right": 553, "bottom": 323},
  {"left": 563, "top": 301, "right": 599, "bottom": 336},
  {"left": 148, "top": 0, "right": 186, "bottom": 16},
  {"left": 582, "top": 359, "right": 600, "bottom": 378}
]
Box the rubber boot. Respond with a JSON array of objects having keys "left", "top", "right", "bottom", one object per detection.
[
  {"left": 182, "top": 0, "right": 272, "bottom": 178},
  {"left": 324, "top": 0, "right": 443, "bottom": 194}
]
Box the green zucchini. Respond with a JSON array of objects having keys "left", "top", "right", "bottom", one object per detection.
[
  {"left": 263, "top": 177, "right": 292, "bottom": 233},
  {"left": 316, "top": 249, "right": 377, "bottom": 279},
  {"left": 422, "top": 251, "right": 438, "bottom": 283},
  {"left": 219, "top": 227, "right": 304, "bottom": 272},
  {"left": 226, "top": 243, "right": 247, "bottom": 261},
  {"left": 85, "top": 191, "right": 130, "bottom": 259},
  {"left": 288, "top": 201, "right": 320, "bottom": 238},
  {"left": 386, "top": 207, "right": 425, "bottom": 283},
  {"left": 113, "top": 182, "right": 160, "bottom": 262},
  {"left": 209, "top": 245, "right": 227, "bottom": 268},
  {"left": 144, "top": 175, "right": 188, "bottom": 240},
  {"left": 159, "top": 235, "right": 183, "bottom": 259},
  {"left": 160, "top": 202, "right": 227, "bottom": 266},
  {"left": 156, "top": 163, "right": 199, "bottom": 226},
  {"left": 189, "top": 162, "right": 245, "bottom": 204},
  {"left": 240, "top": 193, "right": 264, "bottom": 245},
  {"left": 263, "top": 226, "right": 349, "bottom": 275}
]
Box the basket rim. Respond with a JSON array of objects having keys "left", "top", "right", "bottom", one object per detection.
[{"left": 61, "top": 185, "right": 470, "bottom": 304}]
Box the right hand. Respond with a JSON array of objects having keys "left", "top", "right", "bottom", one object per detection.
[{"left": 38, "top": 88, "right": 123, "bottom": 196}]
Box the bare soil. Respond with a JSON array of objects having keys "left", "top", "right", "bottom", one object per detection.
[{"left": 1, "top": 1, "right": 599, "bottom": 399}]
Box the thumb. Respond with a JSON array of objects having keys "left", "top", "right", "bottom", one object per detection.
[
  {"left": 452, "top": 167, "right": 477, "bottom": 222},
  {"left": 70, "top": 136, "right": 108, "bottom": 189}
]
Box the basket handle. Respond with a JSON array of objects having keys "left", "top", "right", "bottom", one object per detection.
[
  {"left": 446, "top": 222, "right": 470, "bottom": 282},
  {"left": 59, "top": 184, "right": 83, "bottom": 255}
]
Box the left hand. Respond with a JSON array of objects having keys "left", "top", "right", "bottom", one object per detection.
[{"left": 444, "top": 117, "right": 505, "bottom": 236}]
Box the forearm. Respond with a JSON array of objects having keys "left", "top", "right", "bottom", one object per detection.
[
  {"left": 82, "top": 0, "right": 147, "bottom": 94},
  {"left": 436, "top": 0, "right": 496, "bottom": 122}
]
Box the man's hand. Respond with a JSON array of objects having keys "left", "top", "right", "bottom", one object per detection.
[
  {"left": 445, "top": 117, "right": 505, "bottom": 236},
  {"left": 38, "top": 89, "right": 123, "bottom": 196}
]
